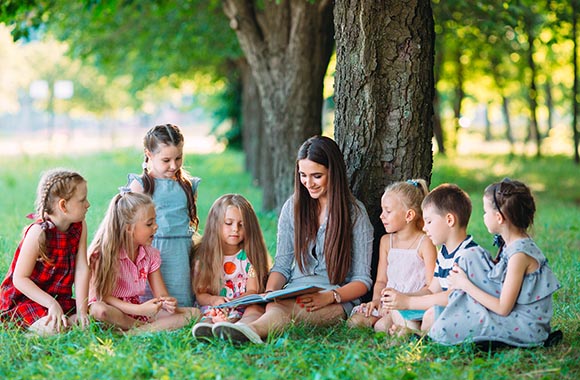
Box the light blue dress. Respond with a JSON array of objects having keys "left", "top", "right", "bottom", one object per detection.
[
  {"left": 429, "top": 238, "right": 561, "bottom": 347},
  {"left": 128, "top": 173, "right": 200, "bottom": 307}
]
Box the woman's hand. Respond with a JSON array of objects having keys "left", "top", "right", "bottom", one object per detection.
[
  {"left": 380, "top": 288, "right": 408, "bottom": 311},
  {"left": 448, "top": 263, "right": 470, "bottom": 291},
  {"left": 296, "top": 291, "right": 334, "bottom": 312}
]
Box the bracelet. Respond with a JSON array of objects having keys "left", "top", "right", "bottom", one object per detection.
[
  {"left": 264, "top": 290, "right": 273, "bottom": 293},
  {"left": 331, "top": 289, "right": 342, "bottom": 304}
]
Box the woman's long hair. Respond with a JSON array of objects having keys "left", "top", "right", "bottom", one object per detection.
[
  {"left": 89, "top": 192, "right": 154, "bottom": 300},
  {"left": 193, "top": 194, "right": 270, "bottom": 295},
  {"left": 294, "top": 136, "right": 356, "bottom": 285}
]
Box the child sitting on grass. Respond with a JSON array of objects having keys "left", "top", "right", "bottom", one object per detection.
[
  {"left": 191, "top": 194, "right": 270, "bottom": 339},
  {"left": 347, "top": 179, "right": 436, "bottom": 332},
  {"left": 0, "top": 169, "right": 90, "bottom": 335},
  {"left": 88, "top": 191, "right": 198, "bottom": 333}
]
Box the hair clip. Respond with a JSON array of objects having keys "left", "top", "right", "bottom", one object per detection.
[
  {"left": 118, "top": 186, "right": 131, "bottom": 195},
  {"left": 406, "top": 179, "right": 419, "bottom": 187}
]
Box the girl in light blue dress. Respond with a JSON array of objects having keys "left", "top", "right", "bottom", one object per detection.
[
  {"left": 128, "top": 124, "right": 200, "bottom": 307},
  {"left": 429, "top": 179, "right": 561, "bottom": 347}
]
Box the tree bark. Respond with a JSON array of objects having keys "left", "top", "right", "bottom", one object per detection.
[
  {"left": 239, "top": 58, "right": 263, "bottom": 183},
  {"left": 523, "top": 16, "right": 542, "bottom": 158},
  {"left": 334, "top": 0, "right": 434, "bottom": 296},
  {"left": 223, "top": 0, "right": 335, "bottom": 211},
  {"left": 572, "top": 0, "right": 580, "bottom": 164}
]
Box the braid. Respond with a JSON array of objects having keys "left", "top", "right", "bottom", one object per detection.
[{"left": 35, "top": 169, "right": 86, "bottom": 262}]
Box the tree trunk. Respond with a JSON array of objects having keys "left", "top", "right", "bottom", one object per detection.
[
  {"left": 239, "top": 58, "right": 263, "bottom": 184},
  {"left": 573, "top": 0, "right": 580, "bottom": 164},
  {"left": 452, "top": 47, "right": 464, "bottom": 151},
  {"left": 334, "top": 0, "right": 434, "bottom": 298},
  {"left": 484, "top": 103, "right": 492, "bottom": 142},
  {"left": 544, "top": 80, "right": 554, "bottom": 136},
  {"left": 501, "top": 96, "right": 515, "bottom": 154},
  {"left": 524, "top": 18, "right": 542, "bottom": 158},
  {"left": 223, "top": 0, "right": 335, "bottom": 211},
  {"left": 433, "top": 45, "right": 446, "bottom": 155}
]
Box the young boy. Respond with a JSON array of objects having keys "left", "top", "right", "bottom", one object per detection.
[{"left": 381, "top": 183, "right": 490, "bottom": 335}]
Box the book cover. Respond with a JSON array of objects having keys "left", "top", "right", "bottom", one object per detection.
[{"left": 214, "top": 284, "right": 325, "bottom": 309}]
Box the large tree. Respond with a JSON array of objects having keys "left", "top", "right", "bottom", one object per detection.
[
  {"left": 333, "top": 0, "right": 435, "bottom": 278},
  {"left": 222, "top": 0, "right": 335, "bottom": 210}
]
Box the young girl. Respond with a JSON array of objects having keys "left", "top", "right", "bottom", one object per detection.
[
  {"left": 0, "top": 169, "right": 90, "bottom": 335},
  {"left": 348, "top": 179, "right": 437, "bottom": 332},
  {"left": 88, "top": 191, "right": 198, "bottom": 332},
  {"left": 191, "top": 194, "right": 270, "bottom": 338},
  {"left": 429, "top": 179, "right": 561, "bottom": 347},
  {"left": 128, "top": 124, "right": 200, "bottom": 307}
]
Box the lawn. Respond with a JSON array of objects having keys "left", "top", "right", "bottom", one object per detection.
[{"left": 0, "top": 149, "right": 578, "bottom": 379}]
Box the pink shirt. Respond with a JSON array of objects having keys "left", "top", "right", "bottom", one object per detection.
[{"left": 111, "top": 245, "right": 161, "bottom": 299}]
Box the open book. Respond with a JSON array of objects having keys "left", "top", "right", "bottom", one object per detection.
[{"left": 214, "top": 284, "right": 325, "bottom": 309}]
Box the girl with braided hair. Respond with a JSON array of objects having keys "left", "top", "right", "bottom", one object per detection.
[
  {"left": 0, "top": 169, "right": 90, "bottom": 335},
  {"left": 128, "top": 124, "right": 200, "bottom": 307}
]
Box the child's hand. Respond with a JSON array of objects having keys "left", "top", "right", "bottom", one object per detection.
[
  {"left": 356, "top": 300, "right": 380, "bottom": 317},
  {"left": 380, "top": 288, "right": 407, "bottom": 311},
  {"left": 210, "top": 296, "right": 230, "bottom": 306},
  {"left": 46, "top": 300, "right": 68, "bottom": 332},
  {"left": 76, "top": 312, "right": 90, "bottom": 329},
  {"left": 140, "top": 298, "right": 163, "bottom": 317},
  {"left": 448, "top": 263, "right": 469, "bottom": 290},
  {"left": 159, "top": 296, "right": 177, "bottom": 314}
]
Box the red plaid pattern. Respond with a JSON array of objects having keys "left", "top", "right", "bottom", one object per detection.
[{"left": 0, "top": 221, "right": 82, "bottom": 327}]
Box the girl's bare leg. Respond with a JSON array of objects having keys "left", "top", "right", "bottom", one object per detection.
[
  {"left": 133, "top": 307, "right": 198, "bottom": 333},
  {"left": 237, "top": 304, "right": 265, "bottom": 325},
  {"left": 373, "top": 314, "right": 393, "bottom": 333},
  {"left": 28, "top": 316, "right": 73, "bottom": 336},
  {"left": 347, "top": 313, "right": 379, "bottom": 329},
  {"left": 89, "top": 301, "right": 141, "bottom": 330}
]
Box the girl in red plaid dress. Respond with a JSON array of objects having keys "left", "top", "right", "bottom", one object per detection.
[
  {"left": 88, "top": 191, "right": 199, "bottom": 332},
  {"left": 0, "top": 169, "right": 91, "bottom": 335}
]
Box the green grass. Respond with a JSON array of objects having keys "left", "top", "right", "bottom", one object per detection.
[{"left": 1, "top": 149, "right": 579, "bottom": 379}]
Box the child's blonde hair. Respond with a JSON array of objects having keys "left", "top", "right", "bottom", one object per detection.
[
  {"left": 89, "top": 192, "right": 154, "bottom": 300},
  {"left": 193, "top": 194, "right": 270, "bottom": 295},
  {"left": 384, "top": 179, "right": 429, "bottom": 229},
  {"left": 35, "top": 168, "right": 86, "bottom": 262}
]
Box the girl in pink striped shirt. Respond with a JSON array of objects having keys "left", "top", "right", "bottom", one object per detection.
[{"left": 88, "top": 191, "right": 199, "bottom": 332}]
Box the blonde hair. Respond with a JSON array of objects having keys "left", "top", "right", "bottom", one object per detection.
[
  {"left": 89, "top": 192, "right": 154, "bottom": 300},
  {"left": 384, "top": 179, "right": 429, "bottom": 229},
  {"left": 193, "top": 194, "right": 270, "bottom": 295},
  {"left": 35, "top": 168, "right": 86, "bottom": 262}
]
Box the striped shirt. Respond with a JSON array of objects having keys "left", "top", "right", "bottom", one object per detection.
[
  {"left": 111, "top": 245, "right": 161, "bottom": 299},
  {"left": 434, "top": 235, "right": 483, "bottom": 290}
]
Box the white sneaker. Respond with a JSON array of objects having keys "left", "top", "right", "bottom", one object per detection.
[
  {"left": 192, "top": 321, "right": 214, "bottom": 340},
  {"left": 212, "top": 321, "right": 264, "bottom": 344}
]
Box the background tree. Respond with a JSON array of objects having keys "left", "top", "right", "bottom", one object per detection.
[
  {"left": 333, "top": 0, "right": 435, "bottom": 286},
  {"left": 222, "top": 0, "right": 335, "bottom": 210}
]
